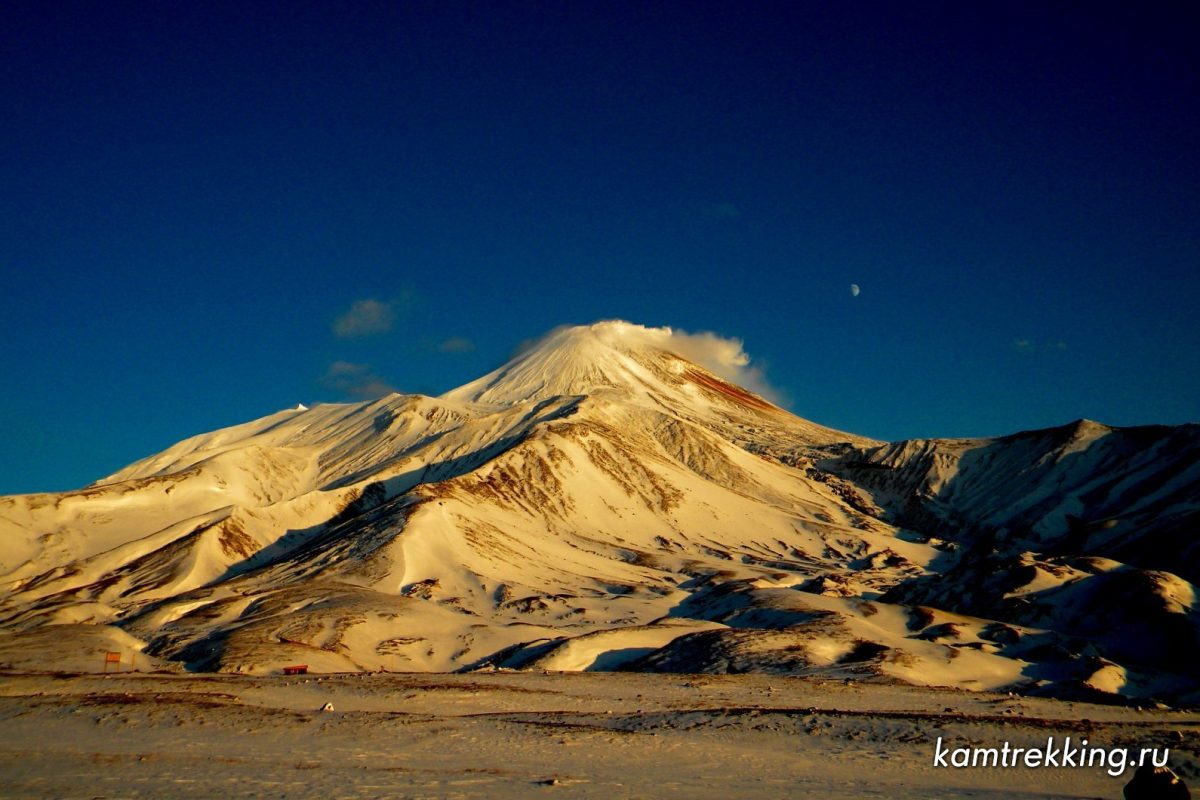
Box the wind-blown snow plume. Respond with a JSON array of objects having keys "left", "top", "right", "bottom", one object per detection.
[
  {"left": 575, "top": 321, "right": 784, "bottom": 405},
  {"left": 653, "top": 326, "right": 782, "bottom": 405}
]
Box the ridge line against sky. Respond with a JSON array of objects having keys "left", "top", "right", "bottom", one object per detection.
[{"left": 1, "top": 2, "right": 1196, "bottom": 494}]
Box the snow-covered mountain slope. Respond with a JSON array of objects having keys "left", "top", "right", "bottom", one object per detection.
[
  {"left": 0, "top": 321, "right": 1196, "bottom": 705},
  {"left": 824, "top": 419, "right": 1200, "bottom": 578},
  {"left": 815, "top": 420, "right": 1200, "bottom": 701}
]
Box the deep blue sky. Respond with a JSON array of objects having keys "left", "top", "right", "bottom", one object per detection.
[{"left": 2, "top": 2, "right": 1197, "bottom": 494}]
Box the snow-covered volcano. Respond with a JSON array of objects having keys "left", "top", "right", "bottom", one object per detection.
[{"left": 1, "top": 321, "right": 1197, "bottom": 705}]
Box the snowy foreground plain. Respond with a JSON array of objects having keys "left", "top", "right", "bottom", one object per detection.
[{"left": 0, "top": 671, "right": 1195, "bottom": 799}]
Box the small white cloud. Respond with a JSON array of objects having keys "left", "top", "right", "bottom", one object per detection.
[
  {"left": 438, "top": 336, "right": 475, "bottom": 353},
  {"left": 332, "top": 299, "right": 395, "bottom": 339},
  {"left": 319, "top": 360, "right": 395, "bottom": 399}
]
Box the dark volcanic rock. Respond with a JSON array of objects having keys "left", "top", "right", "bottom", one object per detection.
[{"left": 1124, "top": 764, "right": 1190, "bottom": 800}]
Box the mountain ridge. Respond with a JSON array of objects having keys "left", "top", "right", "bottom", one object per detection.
[{"left": 0, "top": 321, "right": 1196, "bottom": 705}]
